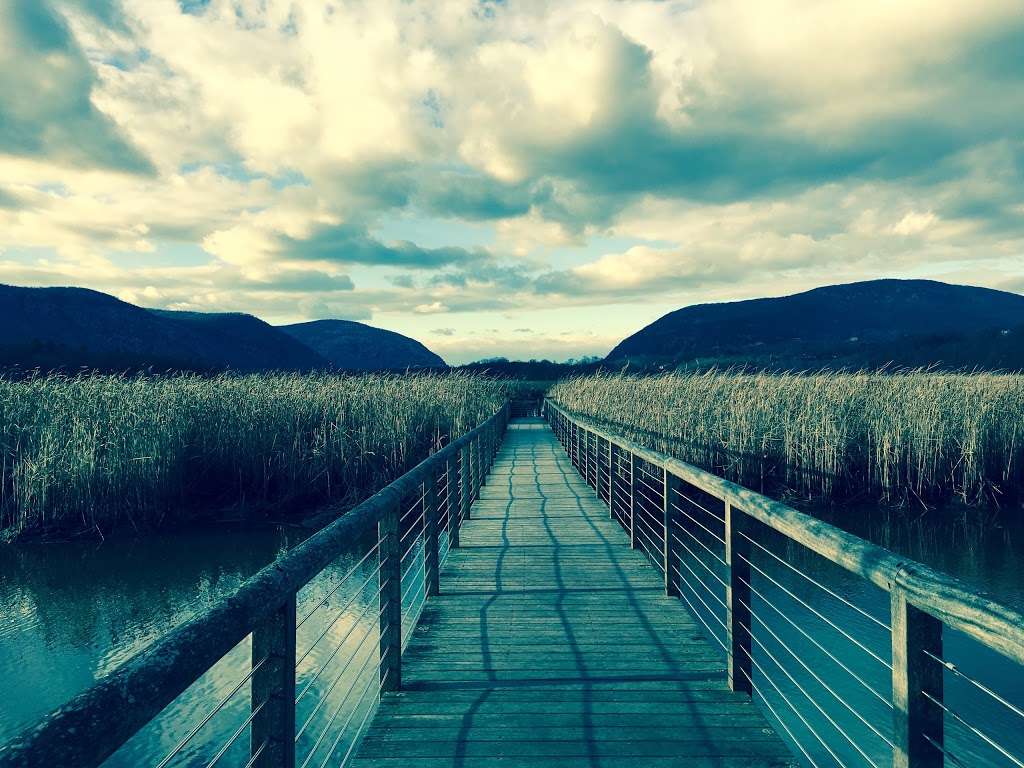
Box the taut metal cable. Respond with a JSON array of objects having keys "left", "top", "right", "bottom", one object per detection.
[
  {"left": 737, "top": 574, "right": 892, "bottom": 708},
  {"left": 154, "top": 654, "right": 269, "bottom": 768},
  {"left": 398, "top": 489, "right": 427, "bottom": 524},
  {"left": 736, "top": 551, "right": 891, "bottom": 670},
  {"left": 297, "top": 541, "right": 382, "bottom": 631},
  {"left": 670, "top": 501, "right": 726, "bottom": 546},
  {"left": 737, "top": 665, "right": 822, "bottom": 768},
  {"left": 671, "top": 531, "right": 728, "bottom": 588},
  {"left": 675, "top": 577, "right": 727, "bottom": 654},
  {"left": 240, "top": 740, "right": 267, "bottom": 768},
  {"left": 737, "top": 529, "right": 889, "bottom": 632},
  {"left": 743, "top": 596, "right": 895, "bottom": 750},
  {"left": 204, "top": 698, "right": 268, "bottom": 768},
  {"left": 299, "top": 644, "right": 390, "bottom": 768},
  {"left": 295, "top": 580, "right": 387, "bottom": 707},
  {"left": 921, "top": 733, "right": 968, "bottom": 768},
  {"left": 297, "top": 561, "right": 387, "bottom": 669},
  {"left": 921, "top": 691, "right": 1024, "bottom": 768},
  {"left": 736, "top": 625, "right": 850, "bottom": 768},
  {"left": 922, "top": 649, "right": 1024, "bottom": 723},
  {"left": 742, "top": 610, "right": 883, "bottom": 767},
  {"left": 336, "top": 668, "right": 391, "bottom": 768},
  {"left": 672, "top": 485, "right": 726, "bottom": 524}
]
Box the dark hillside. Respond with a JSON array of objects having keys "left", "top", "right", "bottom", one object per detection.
[
  {"left": 279, "top": 319, "right": 445, "bottom": 370},
  {"left": 608, "top": 280, "right": 1024, "bottom": 370}
]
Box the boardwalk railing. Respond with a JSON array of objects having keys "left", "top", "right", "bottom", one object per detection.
[
  {"left": 545, "top": 399, "right": 1024, "bottom": 768},
  {"left": 0, "top": 403, "right": 510, "bottom": 768}
]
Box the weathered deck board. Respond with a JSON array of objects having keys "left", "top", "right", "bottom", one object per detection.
[{"left": 352, "top": 419, "right": 795, "bottom": 767}]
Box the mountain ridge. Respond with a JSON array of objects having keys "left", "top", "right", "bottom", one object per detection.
[
  {"left": 280, "top": 319, "right": 446, "bottom": 370},
  {"left": 0, "top": 284, "right": 444, "bottom": 373},
  {"left": 607, "top": 279, "right": 1024, "bottom": 371}
]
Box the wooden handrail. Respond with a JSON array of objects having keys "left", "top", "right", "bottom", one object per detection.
[
  {"left": 545, "top": 398, "right": 1024, "bottom": 768},
  {"left": 0, "top": 403, "right": 510, "bottom": 768},
  {"left": 545, "top": 399, "right": 1024, "bottom": 666}
]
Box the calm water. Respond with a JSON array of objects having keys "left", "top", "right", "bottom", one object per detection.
[
  {"left": 669, "top": 504, "right": 1024, "bottom": 768},
  {"left": 0, "top": 508, "right": 1021, "bottom": 766}
]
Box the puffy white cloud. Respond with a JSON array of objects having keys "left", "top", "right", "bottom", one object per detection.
[{"left": 1, "top": 0, "right": 1023, "bottom": 359}]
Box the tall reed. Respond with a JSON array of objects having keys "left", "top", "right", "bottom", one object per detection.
[
  {"left": 550, "top": 371, "right": 1024, "bottom": 507},
  {"left": 0, "top": 372, "right": 505, "bottom": 538}
]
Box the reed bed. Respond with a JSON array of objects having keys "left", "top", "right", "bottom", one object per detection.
[
  {"left": 0, "top": 372, "right": 505, "bottom": 539},
  {"left": 550, "top": 371, "right": 1024, "bottom": 507}
]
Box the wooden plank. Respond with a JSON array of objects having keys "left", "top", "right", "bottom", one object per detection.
[
  {"left": 352, "top": 758, "right": 795, "bottom": 768},
  {"left": 352, "top": 421, "right": 792, "bottom": 767}
]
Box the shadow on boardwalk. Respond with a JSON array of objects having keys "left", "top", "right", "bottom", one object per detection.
[{"left": 351, "top": 418, "right": 794, "bottom": 768}]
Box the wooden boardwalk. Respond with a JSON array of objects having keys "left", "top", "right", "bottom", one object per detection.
[{"left": 352, "top": 419, "right": 795, "bottom": 768}]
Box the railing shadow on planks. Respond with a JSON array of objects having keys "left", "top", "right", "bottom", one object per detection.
[
  {"left": 545, "top": 399, "right": 1024, "bottom": 768},
  {"left": 0, "top": 404, "right": 510, "bottom": 768}
]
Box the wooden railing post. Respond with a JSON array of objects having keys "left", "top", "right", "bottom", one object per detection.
[
  {"left": 595, "top": 436, "right": 605, "bottom": 502},
  {"left": 478, "top": 432, "right": 485, "bottom": 492},
  {"left": 628, "top": 453, "right": 638, "bottom": 549},
  {"left": 448, "top": 452, "right": 460, "bottom": 549},
  {"left": 663, "top": 470, "right": 682, "bottom": 597},
  {"left": 379, "top": 501, "right": 402, "bottom": 691},
  {"left": 892, "top": 586, "right": 943, "bottom": 768},
  {"left": 725, "top": 502, "right": 753, "bottom": 695},
  {"left": 424, "top": 475, "right": 439, "bottom": 597},
  {"left": 461, "top": 444, "right": 472, "bottom": 522},
  {"left": 589, "top": 432, "right": 596, "bottom": 489},
  {"left": 481, "top": 427, "right": 490, "bottom": 487},
  {"left": 605, "top": 438, "right": 611, "bottom": 501},
  {"left": 572, "top": 423, "right": 579, "bottom": 469},
  {"left": 608, "top": 443, "right": 617, "bottom": 518},
  {"left": 577, "top": 424, "right": 582, "bottom": 472},
  {"left": 588, "top": 432, "right": 595, "bottom": 489},
  {"left": 580, "top": 427, "right": 587, "bottom": 482},
  {"left": 250, "top": 595, "right": 296, "bottom": 768},
  {"left": 583, "top": 430, "right": 590, "bottom": 488},
  {"left": 473, "top": 435, "right": 482, "bottom": 498}
]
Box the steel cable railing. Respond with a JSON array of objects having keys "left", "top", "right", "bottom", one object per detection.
[
  {"left": 296, "top": 562, "right": 387, "bottom": 673},
  {"left": 152, "top": 649, "right": 269, "bottom": 768},
  {"left": 295, "top": 590, "right": 386, "bottom": 740},
  {"left": 544, "top": 400, "right": 1024, "bottom": 768},
  {"left": 296, "top": 575, "right": 388, "bottom": 705},
  {"left": 673, "top": 475, "right": 895, "bottom": 767},
  {"left": 736, "top": 635, "right": 839, "bottom": 768},
  {"left": 204, "top": 697, "right": 268, "bottom": 768},
  {"left": 297, "top": 632, "right": 388, "bottom": 768},
  {"left": 296, "top": 541, "right": 382, "bottom": 632},
  {"left": 0, "top": 403, "right": 511, "bottom": 768},
  {"left": 921, "top": 690, "right": 1024, "bottom": 767},
  {"left": 736, "top": 572, "right": 893, "bottom": 708}
]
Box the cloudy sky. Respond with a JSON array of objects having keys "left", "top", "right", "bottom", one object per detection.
[{"left": 2, "top": 0, "right": 1023, "bottom": 363}]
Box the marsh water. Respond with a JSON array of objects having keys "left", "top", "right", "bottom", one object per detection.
[{"left": 0, "top": 507, "right": 1021, "bottom": 766}]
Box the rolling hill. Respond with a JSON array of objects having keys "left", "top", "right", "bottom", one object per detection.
[
  {"left": 280, "top": 319, "right": 445, "bottom": 370},
  {"left": 607, "top": 279, "right": 1024, "bottom": 371},
  {"left": 0, "top": 284, "right": 445, "bottom": 373}
]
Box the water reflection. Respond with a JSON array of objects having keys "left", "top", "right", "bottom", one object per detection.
[
  {"left": 675, "top": 504, "right": 1024, "bottom": 768},
  {"left": 0, "top": 527, "right": 290, "bottom": 748},
  {"left": 1, "top": 506, "right": 1021, "bottom": 767}
]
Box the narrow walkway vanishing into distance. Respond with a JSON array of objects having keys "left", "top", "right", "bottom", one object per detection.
[{"left": 352, "top": 418, "right": 794, "bottom": 767}]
